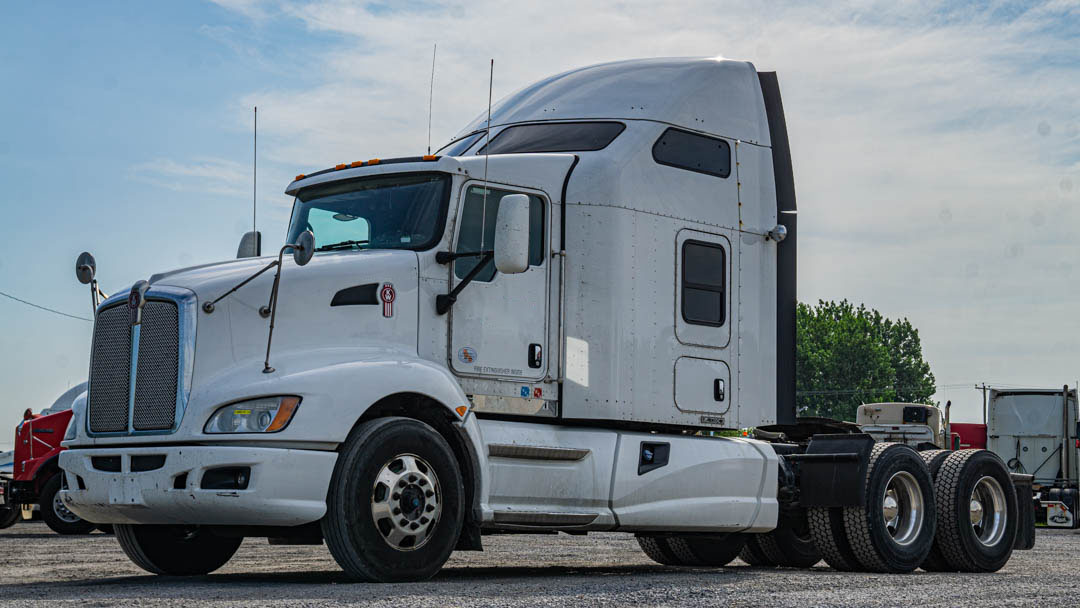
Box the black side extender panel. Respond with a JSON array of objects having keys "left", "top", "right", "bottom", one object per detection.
[
  {"left": 331, "top": 283, "right": 379, "bottom": 307},
  {"left": 786, "top": 433, "right": 874, "bottom": 507}
]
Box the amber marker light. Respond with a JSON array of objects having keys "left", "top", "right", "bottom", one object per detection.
[
  {"left": 350, "top": 161, "right": 364, "bottom": 167},
  {"left": 335, "top": 163, "right": 347, "bottom": 170},
  {"left": 455, "top": 405, "right": 468, "bottom": 418},
  {"left": 367, "top": 158, "right": 381, "bottom": 165},
  {"left": 295, "top": 174, "right": 306, "bottom": 180},
  {"left": 423, "top": 155, "right": 438, "bottom": 161},
  {"left": 266, "top": 396, "right": 302, "bottom": 432}
]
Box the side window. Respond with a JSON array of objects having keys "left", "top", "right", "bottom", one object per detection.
[
  {"left": 652, "top": 128, "right": 731, "bottom": 178},
  {"left": 682, "top": 241, "right": 725, "bottom": 326},
  {"left": 455, "top": 185, "right": 545, "bottom": 281}
]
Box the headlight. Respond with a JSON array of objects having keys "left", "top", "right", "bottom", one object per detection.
[{"left": 204, "top": 396, "right": 301, "bottom": 434}]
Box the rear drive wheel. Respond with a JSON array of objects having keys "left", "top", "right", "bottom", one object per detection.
[
  {"left": 932, "top": 450, "right": 1017, "bottom": 572},
  {"left": 738, "top": 536, "right": 777, "bottom": 566},
  {"left": 40, "top": 475, "right": 95, "bottom": 535},
  {"left": 917, "top": 450, "right": 953, "bottom": 572},
  {"left": 666, "top": 534, "right": 747, "bottom": 567},
  {"left": 322, "top": 417, "right": 464, "bottom": 582},
  {"left": 0, "top": 506, "right": 19, "bottom": 529},
  {"left": 808, "top": 506, "right": 859, "bottom": 571},
  {"left": 637, "top": 536, "right": 683, "bottom": 565},
  {"left": 114, "top": 524, "right": 242, "bottom": 575},
  {"left": 756, "top": 511, "right": 821, "bottom": 568},
  {"left": 842, "top": 443, "right": 936, "bottom": 573}
]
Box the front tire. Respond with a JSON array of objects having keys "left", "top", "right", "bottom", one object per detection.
[
  {"left": 322, "top": 417, "right": 464, "bottom": 582},
  {"left": 40, "top": 475, "right": 95, "bottom": 535},
  {"left": 114, "top": 525, "right": 242, "bottom": 575},
  {"left": 0, "top": 506, "right": 20, "bottom": 529}
]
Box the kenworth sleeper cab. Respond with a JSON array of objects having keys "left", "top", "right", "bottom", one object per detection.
[{"left": 59, "top": 58, "right": 1033, "bottom": 581}]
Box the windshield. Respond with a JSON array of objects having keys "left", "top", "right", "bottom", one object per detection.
[{"left": 286, "top": 172, "right": 451, "bottom": 253}]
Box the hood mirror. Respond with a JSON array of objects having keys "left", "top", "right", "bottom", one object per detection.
[
  {"left": 293, "top": 230, "right": 315, "bottom": 266},
  {"left": 75, "top": 252, "right": 96, "bottom": 284},
  {"left": 237, "top": 231, "right": 262, "bottom": 258}
]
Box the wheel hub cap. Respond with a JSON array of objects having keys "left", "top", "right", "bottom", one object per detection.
[
  {"left": 970, "top": 476, "right": 1007, "bottom": 547},
  {"left": 370, "top": 454, "right": 441, "bottom": 551},
  {"left": 53, "top": 492, "right": 81, "bottom": 524},
  {"left": 881, "top": 471, "right": 924, "bottom": 546}
]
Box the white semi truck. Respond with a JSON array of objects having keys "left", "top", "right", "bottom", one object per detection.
[{"left": 58, "top": 57, "right": 1032, "bottom": 581}]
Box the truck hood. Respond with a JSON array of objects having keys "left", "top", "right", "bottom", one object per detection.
[{"left": 150, "top": 250, "right": 422, "bottom": 388}]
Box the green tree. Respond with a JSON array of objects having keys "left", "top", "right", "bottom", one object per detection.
[{"left": 796, "top": 300, "right": 935, "bottom": 421}]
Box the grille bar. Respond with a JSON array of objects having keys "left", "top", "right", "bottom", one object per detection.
[{"left": 133, "top": 301, "right": 180, "bottom": 430}]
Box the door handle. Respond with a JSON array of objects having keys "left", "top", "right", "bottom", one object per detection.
[
  {"left": 528, "top": 343, "right": 543, "bottom": 368},
  {"left": 714, "top": 379, "right": 725, "bottom": 402}
]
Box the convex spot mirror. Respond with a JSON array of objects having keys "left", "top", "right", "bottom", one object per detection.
[
  {"left": 237, "top": 231, "right": 262, "bottom": 259},
  {"left": 293, "top": 230, "right": 315, "bottom": 266},
  {"left": 75, "top": 252, "right": 96, "bottom": 284},
  {"left": 493, "top": 194, "right": 530, "bottom": 274}
]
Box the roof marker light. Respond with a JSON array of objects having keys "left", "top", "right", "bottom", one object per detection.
[
  {"left": 335, "top": 164, "right": 347, "bottom": 170},
  {"left": 295, "top": 174, "right": 306, "bottom": 181},
  {"left": 423, "top": 155, "right": 438, "bottom": 161},
  {"left": 350, "top": 161, "right": 364, "bottom": 168},
  {"left": 367, "top": 158, "right": 380, "bottom": 165}
]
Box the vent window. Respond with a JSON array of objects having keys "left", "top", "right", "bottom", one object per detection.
[{"left": 652, "top": 128, "right": 731, "bottom": 178}]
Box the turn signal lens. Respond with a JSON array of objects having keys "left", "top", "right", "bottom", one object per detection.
[
  {"left": 266, "top": 397, "right": 301, "bottom": 432},
  {"left": 455, "top": 405, "right": 468, "bottom": 418}
]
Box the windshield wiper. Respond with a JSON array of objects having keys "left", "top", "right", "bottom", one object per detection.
[{"left": 315, "top": 239, "right": 369, "bottom": 252}]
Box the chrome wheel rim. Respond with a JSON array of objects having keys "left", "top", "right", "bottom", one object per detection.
[
  {"left": 370, "top": 453, "right": 441, "bottom": 551},
  {"left": 970, "top": 476, "right": 1007, "bottom": 547},
  {"left": 881, "top": 471, "right": 924, "bottom": 546},
  {"left": 53, "top": 492, "right": 82, "bottom": 524}
]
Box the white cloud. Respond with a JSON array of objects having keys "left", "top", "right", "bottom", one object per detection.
[
  {"left": 210, "top": 0, "right": 1080, "bottom": 421},
  {"left": 129, "top": 157, "right": 250, "bottom": 197}
]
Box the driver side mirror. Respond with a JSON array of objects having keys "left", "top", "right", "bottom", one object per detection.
[
  {"left": 237, "top": 231, "right": 262, "bottom": 258},
  {"left": 493, "top": 194, "right": 530, "bottom": 274}
]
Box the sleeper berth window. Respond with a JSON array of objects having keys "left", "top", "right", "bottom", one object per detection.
[
  {"left": 681, "top": 240, "right": 726, "bottom": 326},
  {"left": 652, "top": 128, "right": 731, "bottom": 178}
]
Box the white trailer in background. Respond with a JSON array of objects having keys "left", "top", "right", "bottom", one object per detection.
[{"left": 58, "top": 57, "right": 1033, "bottom": 581}]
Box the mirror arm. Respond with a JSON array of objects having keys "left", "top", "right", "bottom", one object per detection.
[
  {"left": 201, "top": 259, "right": 280, "bottom": 314},
  {"left": 435, "top": 249, "right": 493, "bottom": 264},
  {"left": 261, "top": 242, "right": 308, "bottom": 374},
  {"left": 435, "top": 252, "right": 494, "bottom": 315}
]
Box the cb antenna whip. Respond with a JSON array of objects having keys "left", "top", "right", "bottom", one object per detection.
[
  {"left": 253, "top": 106, "right": 257, "bottom": 235},
  {"left": 427, "top": 44, "right": 437, "bottom": 155},
  {"left": 480, "top": 59, "right": 493, "bottom": 250}
]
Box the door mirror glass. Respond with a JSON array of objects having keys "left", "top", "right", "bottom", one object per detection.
[
  {"left": 237, "top": 231, "right": 262, "bottom": 258},
  {"left": 494, "top": 194, "right": 530, "bottom": 274}
]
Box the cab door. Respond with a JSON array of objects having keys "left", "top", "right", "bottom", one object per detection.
[{"left": 448, "top": 181, "right": 554, "bottom": 414}]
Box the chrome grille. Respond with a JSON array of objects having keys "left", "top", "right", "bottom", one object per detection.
[
  {"left": 132, "top": 301, "right": 179, "bottom": 431},
  {"left": 87, "top": 305, "right": 132, "bottom": 433}
]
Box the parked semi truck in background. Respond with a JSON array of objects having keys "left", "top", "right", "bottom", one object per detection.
[
  {"left": 0, "top": 383, "right": 98, "bottom": 533},
  {"left": 57, "top": 57, "right": 1033, "bottom": 581}
]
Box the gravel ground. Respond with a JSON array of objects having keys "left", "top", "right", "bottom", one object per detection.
[{"left": 1, "top": 522, "right": 1077, "bottom": 607}]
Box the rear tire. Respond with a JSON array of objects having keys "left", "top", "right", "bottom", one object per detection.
[
  {"left": 114, "top": 524, "right": 242, "bottom": 575},
  {"left": 322, "top": 417, "right": 464, "bottom": 582},
  {"left": 637, "top": 536, "right": 683, "bottom": 565},
  {"left": 808, "top": 506, "right": 859, "bottom": 571},
  {"left": 0, "top": 506, "right": 19, "bottom": 529},
  {"left": 40, "top": 476, "right": 95, "bottom": 535},
  {"left": 842, "top": 443, "right": 936, "bottom": 573},
  {"left": 932, "top": 450, "right": 1017, "bottom": 572},
  {"left": 667, "top": 534, "right": 746, "bottom": 567},
  {"left": 917, "top": 450, "right": 953, "bottom": 572},
  {"left": 738, "top": 536, "right": 777, "bottom": 566},
  {"left": 756, "top": 511, "right": 821, "bottom": 568}
]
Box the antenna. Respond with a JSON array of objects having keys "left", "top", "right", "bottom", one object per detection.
[
  {"left": 480, "top": 59, "right": 493, "bottom": 250},
  {"left": 253, "top": 106, "right": 257, "bottom": 236},
  {"left": 427, "top": 44, "right": 437, "bottom": 155}
]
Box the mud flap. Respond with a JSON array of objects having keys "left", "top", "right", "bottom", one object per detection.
[
  {"left": 1011, "top": 473, "right": 1036, "bottom": 550},
  {"left": 786, "top": 434, "right": 874, "bottom": 507}
]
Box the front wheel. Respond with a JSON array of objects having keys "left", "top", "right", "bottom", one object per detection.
[
  {"left": 40, "top": 475, "right": 95, "bottom": 535},
  {"left": 322, "top": 417, "right": 465, "bottom": 582},
  {"left": 115, "top": 525, "right": 242, "bottom": 575},
  {"left": 0, "top": 506, "right": 20, "bottom": 529}
]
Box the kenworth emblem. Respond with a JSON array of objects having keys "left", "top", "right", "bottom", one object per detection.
[
  {"left": 127, "top": 280, "right": 149, "bottom": 326},
  {"left": 380, "top": 283, "right": 396, "bottom": 318}
]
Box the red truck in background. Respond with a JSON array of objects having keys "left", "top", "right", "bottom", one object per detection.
[{"left": 0, "top": 384, "right": 97, "bottom": 534}]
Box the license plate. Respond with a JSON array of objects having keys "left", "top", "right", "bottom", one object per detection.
[{"left": 107, "top": 477, "right": 145, "bottom": 506}]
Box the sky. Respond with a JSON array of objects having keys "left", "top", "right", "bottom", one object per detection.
[{"left": 1, "top": 1, "right": 1078, "bottom": 449}]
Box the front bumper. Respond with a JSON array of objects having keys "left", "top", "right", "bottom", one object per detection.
[{"left": 58, "top": 445, "right": 337, "bottom": 526}]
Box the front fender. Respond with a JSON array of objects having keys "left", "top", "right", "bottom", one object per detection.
[{"left": 187, "top": 347, "right": 472, "bottom": 445}]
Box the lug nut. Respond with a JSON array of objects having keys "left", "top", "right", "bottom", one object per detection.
[
  {"left": 392, "top": 507, "right": 401, "bottom": 515},
  {"left": 425, "top": 490, "right": 434, "bottom": 498},
  {"left": 392, "top": 493, "right": 400, "bottom": 500},
  {"left": 420, "top": 517, "right": 428, "bottom": 524},
  {"left": 410, "top": 522, "right": 419, "bottom": 530},
  {"left": 418, "top": 479, "right": 428, "bottom": 486}
]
